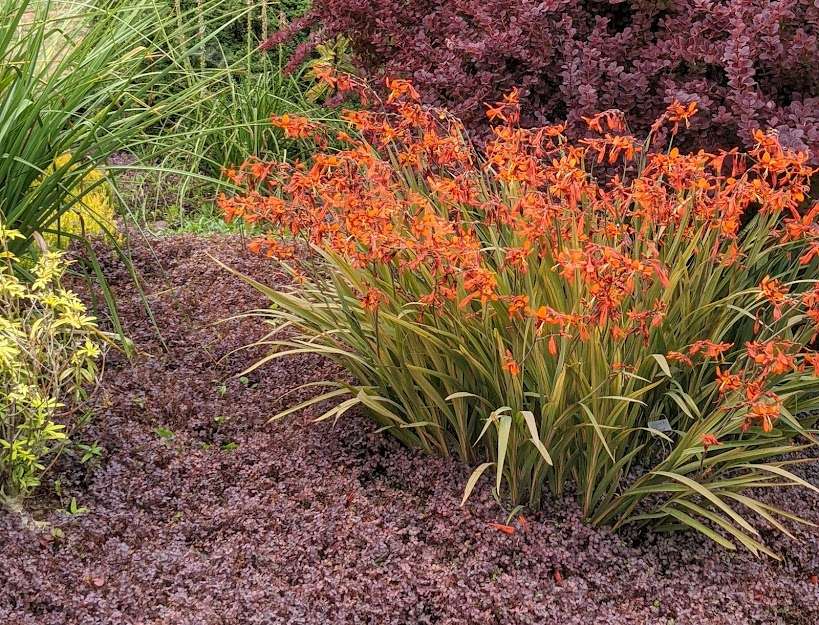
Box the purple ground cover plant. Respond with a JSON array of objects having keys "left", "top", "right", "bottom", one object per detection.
[{"left": 0, "top": 235, "right": 817, "bottom": 624}]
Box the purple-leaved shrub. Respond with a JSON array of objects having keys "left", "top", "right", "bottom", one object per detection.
[{"left": 270, "top": 0, "right": 819, "bottom": 160}]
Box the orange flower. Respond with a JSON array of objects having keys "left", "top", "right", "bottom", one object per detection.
[
  {"left": 507, "top": 294, "right": 529, "bottom": 318},
  {"left": 503, "top": 351, "right": 521, "bottom": 376},
  {"left": 554, "top": 249, "right": 586, "bottom": 283},
  {"left": 799, "top": 241, "right": 819, "bottom": 266},
  {"left": 746, "top": 399, "right": 780, "bottom": 433},
  {"left": 531, "top": 305, "right": 567, "bottom": 335},
  {"left": 801, "top": 284, "right": 819, "bottom": 309},
  {"left": 745, "top": 340, "right": 797, "bottom": 375},
  {"left": 460, "top": 268, "right": 498, "bottom": 307},
  {"left": 719, "top": 242, "right": 745, "bottom": 267},
  {"left": 488, "top": 522, "right": 516, "bottom": 535},
  {"left": 581, "top": 114, "right": 604, "bottom": 134},
  {"left": 666, "top": 351, "right": 693, "bottom": 366},
  {"left": 485, "top": 90, "right": 521, "bottom": 125},
  {"left": 715, "top": 367, "right": 742, "bottom": 394},
  {"left": 485, "top": 102, "right": 508, "bottom": 123},
  {"left": 270, "top": 113, "right": 316, "bottom": 139},
  {"left": 222, "top": 167, "right": 244, "bottom": 186},
  {"left": 701, "top": 434, "right": 719, "bottom": 451},
  {"left": 504, "top": 246, "right": 531, "bottom": 273},
  {"left": 246, "top": 237, "right": 295, "bottom": 259},
  {"left": 803, "top": 353, "right": 819, "bottom": 377},
  {"left": 759, "top": 276, "right": 789, "bottom": 320},
  {"left": 665, "top": 100, "right": 699, "bottom": 133},
  {"left": 688, "top": 340, "right": 733, "bottom": 359},
  {"left": 386, "top": 78, "right": 420, "bottom": 103},
  {"left": 312, "top": 63, "right": 338, "bottom": 87},
  {"left": 359, "top": 287, "right": 387, "bottom": 312},
  {"left": 780, "top": 204, "right": 819, "bottom": 242},
  {"left": 581, "top": 110, "right": 626, "bottom": 134}
]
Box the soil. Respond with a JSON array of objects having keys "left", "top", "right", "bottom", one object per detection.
[{"left": 1, "top": 234, "right": 818, "bottom": 625}]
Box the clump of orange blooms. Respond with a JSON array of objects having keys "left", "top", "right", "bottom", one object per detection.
[
  {"left": 221, "top": 75, "right": 819, "bottom": 429},
  {"left": 220, "top": 73, "right": 819, "bottom": 548}
]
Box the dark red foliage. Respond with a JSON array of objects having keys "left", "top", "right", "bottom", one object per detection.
[
  {"left": 1, "top": 235, "right": 817, "bottom": 624},
  {"left": 287, "top": 0, "right": 819, "bottom": 160}
]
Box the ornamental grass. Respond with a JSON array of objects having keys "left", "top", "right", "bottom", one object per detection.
[{"left": 220, "top": 77, "right": 819, "bottom": 555}]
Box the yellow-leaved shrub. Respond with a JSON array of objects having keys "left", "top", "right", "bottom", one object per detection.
[
  {"left": 0, "top": 220, "right": 107, "bottom": 500},
  {"left": 39, "top": 154, "right": 120, "bottom": 248}
]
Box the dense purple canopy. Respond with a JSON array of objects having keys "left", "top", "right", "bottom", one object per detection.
[{"left": 287, "top": 0, "right": 819, "bottom": 161}]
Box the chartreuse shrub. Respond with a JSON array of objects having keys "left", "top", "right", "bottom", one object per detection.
[
  {"left": 220, "top": 79, "right": 819, "bottom": 555},
  {"left": 36, "top": 154, "right": 120, "bottom": 250},
  {"left": 0, "top": 222, "right": 108, "bottom": 501}
]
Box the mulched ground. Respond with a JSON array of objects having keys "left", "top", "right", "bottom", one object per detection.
[{"left": 2, "top": 234, "right": 818, "bottom": 625}]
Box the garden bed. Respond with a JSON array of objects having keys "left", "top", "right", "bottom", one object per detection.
[{"left": 1, "top": 234, "right": 818, "bottom": 625}]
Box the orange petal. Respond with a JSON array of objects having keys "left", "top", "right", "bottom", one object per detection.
[{"left": 488, "top": 522, "right": 516, "bottom": 535}]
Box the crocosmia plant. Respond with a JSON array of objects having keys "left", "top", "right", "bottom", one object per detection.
[{"left": 220, "top": 76, "right": 819, "bottom": 555}]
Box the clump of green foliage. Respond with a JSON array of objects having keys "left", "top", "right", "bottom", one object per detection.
[
  {"left": 175, "top": 0, "right": 311, "bottom": 70},
  {"left": 0, "top": 0, "right": 266, "bottom": 253}
]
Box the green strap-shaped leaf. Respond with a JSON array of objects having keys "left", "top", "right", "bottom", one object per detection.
[
  {"left": 652, "top": 354, "right": 672, "bottom": 377},
  {"left": 521, "top": 410, "right": 552, "bottom": 465},
  {"left": 664, "top": 507, "right": 736, "bottom": 551},
  {"left": 461, "top": 462, "right": 494, "bottom": 506},
  {"left": 654, "top": 470, "right": 759, "bottom": 536},
  {"left": 578, "top": 401, "right": 615, "bottom": 461},
  {"left": 496, "top": 414, "right": 512, "bottom": 494}
]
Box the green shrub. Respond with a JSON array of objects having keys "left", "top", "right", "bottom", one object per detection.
[
  {"left": 119, "top": 0, "right": 343, "bottom": 226},
  {"left": 175, "top": 0, "right": 310, "bottom": 70},
  {"left": 173, "top": 53, "right": 335, "bottom": 176},
  {"left": 221, "top": 85, "right": 819, "bottom": 555},
  {"left": 0, "top": 0, "right": 268, "bottom": 255},
  {"left": 0, "top": 0, "right": 207, "bottom": 338},
  {"left": 129, "top": 49, "right": 339, "bottom": 225}
]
